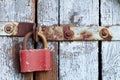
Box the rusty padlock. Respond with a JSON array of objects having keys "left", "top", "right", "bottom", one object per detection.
[{"left": 20, "top": 31, "right": 51, "bottom": 72}]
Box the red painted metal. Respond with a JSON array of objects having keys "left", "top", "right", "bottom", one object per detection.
[
  {"left": 20, "top": 31, "right": 51, "bottom": 73},
  {"left": 20, "top": 49, "right": 51, "bottom": 72}
]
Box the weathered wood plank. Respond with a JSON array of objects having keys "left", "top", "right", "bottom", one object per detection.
[
  {"left": 60, "top": 42, "right": 98, "bottom": 80},
  {"left": 37, "top": 0, "right": 58, "bottom": 26},
  {"left": 101, "top": 0, "right": 120, "bottom": 26},
  {"left": 0, "top": 0, "right": 35, "bottom": 80},
  {"left": 102, "top": 41, "right": 120, "bottom": 80},
  {"left": 0, "top": 0, "right": 35, "bottom": 22},
  {"left": 60, "top": 0, "right": 99, "bottom": 26},
  {"left": 36, "top": 0, "right": 58, "bottom": 80},
  {"left": 101, "top": 0, "right": 120, "bottom": 80},
  {"left": 60, "top": 0, "right": 99, "bottom": 80},
  {"left": 0, "top": 37, "right": 34, "bottom": 80}
]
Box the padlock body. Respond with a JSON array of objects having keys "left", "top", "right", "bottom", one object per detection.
[{"left": 20, "top": 49, "right": 51, "bottom": 72}]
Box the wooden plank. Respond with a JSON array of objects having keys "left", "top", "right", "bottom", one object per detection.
[
  {"left": 101, "top": 0, "right": 120, "bottom": 80},
  {"left": 60, "top": 42, "right": 98, "bottom": 80},
  {"left": 60, "top": 0, "right": 99, "bottom": 26},
  {"left": 101, "top": 0, "right": 120, "bottom": 26},
  {"left": 60, "top": 0, "right": 99, "bottom": 80},
  {"left": 36, "top": 0, "right": 58, "bottom": 80},
  {"left": 37, "top": 0, "right": 58, "bottom": 26},
  {"left": 102, "top": 41, "right": 120, "bottom": 80},
  {"left": 0, "top": 0, "right": 35, "bottom": 80}
]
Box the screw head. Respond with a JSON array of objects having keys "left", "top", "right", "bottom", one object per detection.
[{"left": 4, "top": 24, "right": 14, "bottom": 34}]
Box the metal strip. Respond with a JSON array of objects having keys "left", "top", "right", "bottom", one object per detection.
[
  {"left": 0, "top": 22, "right": 34, "bottom": 36},
  {"left": 0, "top": 22, "right": 119, "bottom": 41},
  {"left": 38, "top": 25, "right": 120, "bottom": 41}
]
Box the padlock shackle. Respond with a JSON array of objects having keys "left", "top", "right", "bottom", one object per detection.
[
  {"left": 38, "top": 32, "right": 47, "bottom": 48},
  {"left": 23, "top": 31, "right": 47, "bottom": 50}
]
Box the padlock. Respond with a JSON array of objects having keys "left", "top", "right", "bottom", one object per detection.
[{"left": 20, "top": 31, "right": 51, "bottom": 72}]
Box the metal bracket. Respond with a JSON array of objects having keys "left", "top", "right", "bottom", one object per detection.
[
  {"left": 1, "top": 22, "right": 35, "bottom": 36},
  {"left": 38, "top": 25, "right": 114, "bottom": 41},
  {"left": 0, "top": 22, "right": 119, "bottom": 41}
]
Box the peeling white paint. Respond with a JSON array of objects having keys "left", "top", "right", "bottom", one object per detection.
[
  {"left": 0, "top": 0, "right": 34, "bottom": 22},
  {"left": 37, "top": 0, "right": 58, "bottom": 79},
  {"left": 0, "top": 38, "right": 23, "bottom": 80},
  {"left": 60, "top": 0, "right": 99, "bottom": 80},
  {"left": 26, "top": 61, "right": 30, "bottom": 65},
  {"left": 101, "top": 0, "right": 120, "bottom": 80},
  {"left": 0, "top": 0, "right": 34, "bottom": 79},
  {"left": 60, "top": 42, "right": 98, "bottom": 80}
]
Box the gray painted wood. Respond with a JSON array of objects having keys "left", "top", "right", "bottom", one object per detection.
[
  {"left": 0, "top": 0, "right": 35, "bottom": 22},
  {"left": 37, "top": 0, "right": 58, "bottom": 80},
  {"left": 60, "top": 0, "right": 99, "bottom": 26},
  {"left": 101, "top": 0, "right": 120, "bottom": 26},
  {"left": 102, "top": 41, "right": 120, "bottom": 80},
  {"left": 0, "top": 0, "right": 35, "bottom": 80},
  {"left": 60, "top": 42, "right": 98, "bottom": 80},
  {"left": 37, "top": 0, "right": 58, "bottom": 26},
  {"left": 60, "top": 0, "right": 99, "bottom": 80},
  {"left": 101, "top": 0, "right": 120, "bottom": 80}
]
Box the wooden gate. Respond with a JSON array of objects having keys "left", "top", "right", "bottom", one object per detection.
[{"left": 0, "top": 0, "right": 120, "bottom": 80}]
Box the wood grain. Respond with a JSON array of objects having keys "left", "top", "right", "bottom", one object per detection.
[
  {"left": 102, "top": 41, "right": 120, "bottom": 80},
  {"left": 59, "top": 0, "right": 99, "bottom": 80},
  {"left": 101, "top": 0, "right": 120, "bottom": 80},
  {"left": 101, "top": 0, "right": 120, "bottom": 26},
  {"left": 36, "top": 0, "right": 58, "bottom": 80},
  {"left": 0, "top": 0, "right": 35, "bottom": 80},
  {"left": 60, "top": 0, "right": 99, "bottom": 26},
  {"left": 37, "top": 0, "right": 58, "bottom": 26},
  {"left": 60, "top": 42, "right": 98, "bottom": 80}
]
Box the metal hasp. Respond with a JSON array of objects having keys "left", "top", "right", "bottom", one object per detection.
[
  {"left": 38, "top": 25, "right": 118, "bottom": 41},
  {"left": 0, "top": 22, "right": 35, "bottom": 36},
  {"left": 0, "top": 22, "right": 120, "bottom": 41}
]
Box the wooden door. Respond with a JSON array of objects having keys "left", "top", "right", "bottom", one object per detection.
[
  {"left": 0, "top": 0, "right": 35, "bottom": 80},
  {"left": 0, "top": 0, "right": 120, "bottom": 80}
]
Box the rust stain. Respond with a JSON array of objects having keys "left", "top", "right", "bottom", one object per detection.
[
  {"left": 41, "top": 26, "right": 52, "bottom": 40},
  {"left": 11, "top": 39, "right": 21, "bottom": 72},
  {"left": 105, "top": 26, "right": 111, "bottom": 28},
  {"left": 5, "top": 26, "right": 12, "bottom": 32},
  {"left": 41, "top": 26, "right": 63, "bottom": 40},
  {"left": 32, "top": 0, "right": 35, "bottom": 3},
  {"left": 52, "top": 27, "right": 63, "bottom": 40},
  {"left": 99, "top": 28, "right": 112, "bottom": 40},
  {"left": 17, "top": 22, "right": 34, "bottom": 36},
  {"left": 64, "top": 30, "right": 74, "bottom": 40},
  {"left": 41, "top": 26, "right": 48, "bottom": 32},
  {"left": 63, "top": 25, "right": 74, "bottom": 40},
  {"left": 4, "top": 24, "right": 14, "bottom": 34},
  {"left": 80, "top": 31, "right": 95, "bottom": 40}
]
